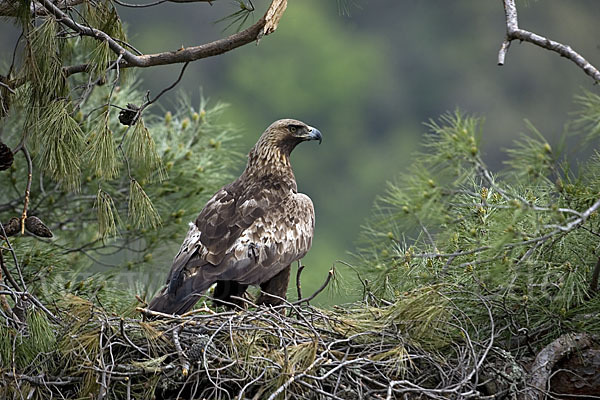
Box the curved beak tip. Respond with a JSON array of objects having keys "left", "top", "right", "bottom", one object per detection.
[{"left": 309, "top": 127, "right": 322, "bottom": 144}]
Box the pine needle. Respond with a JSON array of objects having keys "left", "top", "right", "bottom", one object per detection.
[
  {"left": 87, "top": 39, "right": 112, "bottom": 82},
  {"left": 36, "top": 100, "right": 84, "bottom": 191},
  {"left": 25, "top": 18, "right": 66, "bottom": 108},
  {"left": 95, "top": 188, "right": 121, "bottom": 239},
  {"left": 86, "top": 115, "right": 119, "bottom": 179},
  {"left": 128, "top": 179, "right": 161, "bottom": 229},
  {"left": 126, "top": 119, "right": 166, "bottom": 182}
]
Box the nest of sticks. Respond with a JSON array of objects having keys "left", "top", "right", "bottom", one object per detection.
[
  {"left": 3, "top": 282, "right": 529, "bottom": 400},
  {"left": 2, "top": 266, "right": 597, "bottom": 399}
]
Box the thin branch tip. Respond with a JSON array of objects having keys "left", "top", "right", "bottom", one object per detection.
[{"left": 498, "top": 0, "right": 600, "bottom": 82}]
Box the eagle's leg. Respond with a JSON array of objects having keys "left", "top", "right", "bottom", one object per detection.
[
  {"left": 212, "top": 280, "right": 249, "bottom": 309},
  {"left": 256, "top": 265, "right": 291, "bottom": 306}
]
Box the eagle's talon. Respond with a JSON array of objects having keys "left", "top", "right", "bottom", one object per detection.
[{"left": 248, "top": 242, "right": 260, "bottom": 262}]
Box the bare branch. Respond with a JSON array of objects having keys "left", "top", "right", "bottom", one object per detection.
[
  {"left": 498, "top": 0, "right": 600, "bottom": 83},
  {"left": 296, "top": 260, "right": 305, "bottom": 301},
  {"left": 45, "top": 0, "right": 288, "bottom": 75},
  {"left": 172, "top": 326, "right": 190, "bottom": 377},
  {"left": 0, "top": 0, "right": 213, "bottom": 17}
]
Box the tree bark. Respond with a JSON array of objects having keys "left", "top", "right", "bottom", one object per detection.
[{"left": 522, "top": 333, "right": 597, "bottom": 400}]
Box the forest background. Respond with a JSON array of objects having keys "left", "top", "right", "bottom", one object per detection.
[
  {"left": 2, "top": 0, "right": 600, "bottom": 398},
  {"left": 1, "top": 0, "right": 599, "bottom": 302}
]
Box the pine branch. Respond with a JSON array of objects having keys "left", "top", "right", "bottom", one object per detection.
[
  {"left": 498, "top": 0, "right": 600, "bottom": 83},
  {"left": 39, "top": 0, "right": 288, "bottom": 74}
]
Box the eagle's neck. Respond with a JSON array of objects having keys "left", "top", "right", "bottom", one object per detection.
[{"left": 243, "top": 142, "right": 297, "bottom": 191}]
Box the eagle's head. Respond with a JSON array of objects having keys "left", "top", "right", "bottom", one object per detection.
[
  {"left": 258, "top": 119, "right": 322, "bottom": 156},
  {"left": 245, "top": 119, "right": 322, "bottom": 182}
]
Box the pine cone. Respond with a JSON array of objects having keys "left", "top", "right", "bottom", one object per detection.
[
  {"left": 25, "top": 216, "right": 53, "bottom": 238},
  {"left": 0, "top": 142, "right": 13, "bottom": 171},
  {"left": 118, "top": 103, "right": 141, "bottom": 126},
  {"left": 187, "top": 335, "right": 213, "bottom": 362},
  {"left": 0, "top": 217, "right": 20, "bottom": 238},
  {"left": 187, "top": 342, "right": 205, "bottom": 362}
]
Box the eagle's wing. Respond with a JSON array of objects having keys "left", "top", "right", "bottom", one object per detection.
[
  {"left": 166, "top": 182, "right": 268, "bottom": 291},
  {"left": 220, "top": 192, "right": 315, "bottom": 285},
  {"left": 149, "top": 188, "right": 314, "bottom": 315}
]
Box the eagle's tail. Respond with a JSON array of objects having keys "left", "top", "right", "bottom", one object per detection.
[{"left": 147, "top": 287, "right": 201, "bottom": 316}]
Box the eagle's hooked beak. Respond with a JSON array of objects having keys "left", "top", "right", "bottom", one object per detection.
[{"left": 306, "top": 126, "right": 322, "bottom": 144}]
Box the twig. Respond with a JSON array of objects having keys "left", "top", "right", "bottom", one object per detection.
[
  {"left": 293, "top": 267, "right": 334, "bottom": 306},
  {"left": 589, "top": 257, "right": 600, "bottom": 296},
  {"left": 148, "top": 61, "right": 190, "bottom": 106},
  {"left": 0, "top": 249, "right": 22, "bottom": 293},
  {"left": 266, "top": 356, "right": 323, "bottom": 400},
  {"left": 20, "top": 146, "right": 32, "bottom": 235},
  {"left": 0, "top": 79, "right": 16, "bottom": 94},
  {"left": 172, "top": 325, "right": 190, "bottom": 377},
  {"left": 296, "top": 260, "right": 304, "bottom": 301},
  {"left": 97, "top": 321, "right": 108, "bottom": 400},
  {"left": 119, "top": 318, "right": 150, "bottom": 357},
  {"left": 498, "top": 0, "right": 600, "bottom": 83},
  {"left": 53, "top": 0, "right": 288, "bottom": 76},
  {"left": 3, "top": 372, "right": 80, "bottom": 386}
]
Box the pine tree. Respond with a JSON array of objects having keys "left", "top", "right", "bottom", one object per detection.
[{"left": 354, "top": 102, "right": 600, "bottom": 396}]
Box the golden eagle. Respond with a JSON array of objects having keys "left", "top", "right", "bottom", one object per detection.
[{"left": 148, "top": 119, "right": 322, "bottom": 314}]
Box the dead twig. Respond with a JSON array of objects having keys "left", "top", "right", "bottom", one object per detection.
[
  {"left": 19, "top": 145, "right": 32, "bottom": 235},
  {"left": 296, "top": 260, "right": 305, "bottom": 301},
  {"left": 172, "top": 325, "right": 190, "bottom": 377},
  {"left": 590, "top": 257, "right": 600, "bottom": 295},
  {"left": 498, "top": 0, "right": 600, "bottom": 83},
  {"left": 293, "top": 267, "right": 334, "bottom": 306}
]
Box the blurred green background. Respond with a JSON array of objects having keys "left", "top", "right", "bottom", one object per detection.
[{"left": 2, "top": 0, "right": 599, "bottom": 303}]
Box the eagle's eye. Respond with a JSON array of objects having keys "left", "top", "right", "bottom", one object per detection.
[{"left": 288, "top": 125, "right": 297, "bottom": 134}]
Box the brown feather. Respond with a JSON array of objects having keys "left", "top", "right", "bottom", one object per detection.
[{"left": 148, "top": 119, "right": 320, "bottom": 315}]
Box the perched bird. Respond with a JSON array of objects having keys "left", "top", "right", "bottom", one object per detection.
[{"left": 148, "top": 119, "right": 322, "bottom": 315}]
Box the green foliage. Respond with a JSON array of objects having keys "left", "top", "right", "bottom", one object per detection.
[
  {"left": 24, "top": 17, "right": 66, "bottom": 110},
  {"left": 125, "top": 118, "right": 165, "bottom": 182},
  {"left": 87, "top": 38, "right": 113, "bottom": 82},
  {"left": 35, "top": 100, "right": 85, "bottom": 191},
  {"left": 86, "top": 114, "right": 119, "bottom": 180},
  {"left": 0, "top": 310, "right": 55, "bottom": 370},
  {"left": 81, "top": 0, "right": 127, "bottom": 81},
  {"left": 356, "top": 107, "right": 600, "bottom": 354},
  {"left": 215, "top": 0, "right": 256, "bottom": 32},
  {"left": 82, "top": 0, "right": 127, "bottom": 41},
  {"left": 95, "top": 188, "right": 120, "bottom": 239},
  {"left": 503, "top": 120, "right": 555, "bottom": 181},
  {"left": 573, "top": 89, "right": 600, "bottom": 143},
  {"left": 128, "top": 178, "right": 161, "bottom": 229},
  {"left": 1, "top": 67, "right": 240, "bottom": 330}
]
